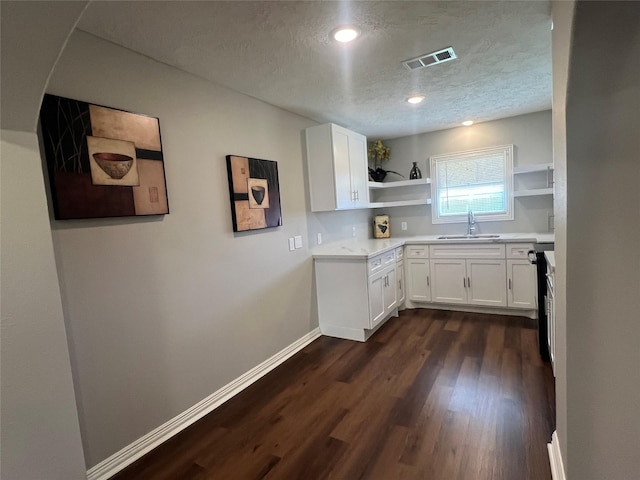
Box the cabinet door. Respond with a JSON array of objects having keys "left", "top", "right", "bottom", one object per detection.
[
  {"left": 396, "top": 260, "right": 406, "bottom": 305},
  {"left": 383, "top": 265, "right": 397, "bottom": 315},
  {"left": 430, "top": 259, "right": 467, "bottom": 304},
  {"left": 347, "top": 130, "right": 369, "bottom": 208},
  {"left": 466, "top": 259, "right": 507, "bottom": 307},
  {"left": 331, "top": 127, "right": 354, "bottom": 209},
  {"left": 368, "top": 269, "right": 386, "bottom": 328},
  {"left": 546, "top": 284, "right": 555, "bottom": 374},
  {"left": 507, "top": 259, "right": 536, "bottom": 308},
  {"left": 407, "top": 258, "right": 432, "bottom": 302}
]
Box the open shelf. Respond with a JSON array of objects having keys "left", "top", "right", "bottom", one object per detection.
[
  {"left": 368, "top": 177, "right": 431, "bottom": 209},
  {"left": 514, "top": 188, "right": 554, "bottom": 197},
  {"left": 368, "top": 178, "right": 431, "bottom": 189},
  {"left": 513, "top": 163, "right": 554, "bottom": 197},
  {"left": 513, "top": 163, "right": 553, "bottom": 174},
  {"left": 369, "top": 198, "right": 432, "bottom": 208}
]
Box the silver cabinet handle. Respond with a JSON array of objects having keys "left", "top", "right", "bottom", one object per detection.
[
  {"left": 508, "top": 278, "right": 512, "bottom": 290},
  {"left": 467, "top": 277, "right": 471, "bottom": 288},
  {"left": 463, "top": 277, "right": 466, "bottom": 288},
  {"left": 427, "top": 276, "right": 430, "bottom": 287}
]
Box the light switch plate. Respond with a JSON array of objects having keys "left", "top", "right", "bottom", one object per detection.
[
  {"left": 294, "top": 235, "right": 303, "bottom": 249},
  {"left": 401, "top": 222, "right": 408, "bottom": 231},
  {"left": 288, "top": 238, "right": 295, "bottom": 251},
  {"left": 317, "top": 233, "right": 322, "bottom": 245}
]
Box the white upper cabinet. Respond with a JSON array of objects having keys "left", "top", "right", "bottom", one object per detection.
[{"left": 305, "top": 123, "right": 370, "bottom": 211}]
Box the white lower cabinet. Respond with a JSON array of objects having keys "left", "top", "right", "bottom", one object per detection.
[
  {"left": 405, "top": 245, "right": 432, "bottom": 303},
  {"left": 429, "top": 258, "right": 466, "bottom": 304},
  {"left": 507, "top": 259, "right": 537, "bottom": 308},
  {"left": 368, "top": 263, "right": 397, "bottom": 328},
  {"left": 429, "top": 258, "right": 506, "bottom": 306},
  {"left": 407, "top": 258, "right": 432, "bottom": 302},
  {"left": 396, "top": 259, "right": 406, "bottom": 305},
  {"left": 315, "top": 249, "right": 398, "bottom": 342},
  {"left": 423, "top": 243, "right": 509, "bottom": 307},
  {"left": 466, "top": 259, "right": 507, "bottom": 306}
]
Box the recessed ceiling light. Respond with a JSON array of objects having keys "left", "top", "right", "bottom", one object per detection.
[
  {"left": 407, "top": 96, "right": 425, "bottom": 105},
  {"left": 462, "top": 120, "right": 474, "bottom": 126},
  {"left": 332, "top": 26, "right": 361, "bottom": 43}
]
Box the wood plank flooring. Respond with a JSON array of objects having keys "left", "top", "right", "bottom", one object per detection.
[{"left": 111, "top": 309, "right": 555, "bottom": 480}]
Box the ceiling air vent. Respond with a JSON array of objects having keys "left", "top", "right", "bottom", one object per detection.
[{"left": 403, "top": 47, "right": 457, "bottom": 71}]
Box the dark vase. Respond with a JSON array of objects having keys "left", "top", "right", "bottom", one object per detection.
[{"left": 409, "top": 162, "right": 422, "bottom": 180}]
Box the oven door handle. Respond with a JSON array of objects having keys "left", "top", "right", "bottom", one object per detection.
[{"left": 528, "top": 250, "right": 537, "bottom": 264}]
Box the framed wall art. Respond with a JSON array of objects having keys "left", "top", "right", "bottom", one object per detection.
[
  {"left": 39, "top": 94, "right": 169, "bottom": 219},
  {"left": 373, "top": 214, "right": 390, "bottom": 238},
  {"left": 226, "top": 155, "right": 282, "bottom": 232}
]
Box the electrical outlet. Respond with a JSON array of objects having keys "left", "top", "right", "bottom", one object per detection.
[
  {"left": 317, "top": 233, "right": 322, "bottom": 245},
  {"left": 294, "top": 235, "right": 303, "bottom": 249},
  {"left": 401, "top": 222, "right": 408, "bottom": 231},
  {"left": 352, "top": 226, "right": 356, "bottom": 237},
  {"left": 288, "top": 238, "right": 295, "bottom": 251}
]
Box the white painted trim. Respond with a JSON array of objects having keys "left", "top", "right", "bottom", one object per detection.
[
  {"left": 86, "top": 328, "right": 322, "bottom": 480},
  {"left": 548, "top": 430, "right": 566, "bottom": 480},
  {"left": 403, "top": 302, "right": 537, "bottom": 319}
]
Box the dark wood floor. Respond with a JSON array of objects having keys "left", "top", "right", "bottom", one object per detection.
[{"left": 112, "top": 308, "right": 555, "bottom": 480}]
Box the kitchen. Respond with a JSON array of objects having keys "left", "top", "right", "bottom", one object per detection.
[{"left": 2, "top": 2, "right": 639, "bottom": 480}]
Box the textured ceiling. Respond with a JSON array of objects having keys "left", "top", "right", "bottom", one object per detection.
[{"left": 77, "top": 1, "right": 552, "bottom": 139}]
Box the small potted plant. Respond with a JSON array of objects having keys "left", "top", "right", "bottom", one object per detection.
[{"left": 367, "top": 140, "right": 403, "bottom": 182}]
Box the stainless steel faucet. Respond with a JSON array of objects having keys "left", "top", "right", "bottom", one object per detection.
[{"left": 467, "top": 210, "right": 476, "bottom": 236}]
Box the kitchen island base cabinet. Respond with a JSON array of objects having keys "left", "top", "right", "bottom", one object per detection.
[{"left": 315, "top": 251, "right": 398, "bottom": 342}]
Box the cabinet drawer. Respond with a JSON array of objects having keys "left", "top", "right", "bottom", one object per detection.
[
  {"left": 368, "top": 250, "right": 395, "bottom": 274},
  {"left": 382, "top": 250, "right": 396, "bottom": 266},
  {"left": 429, "top": 243, "right": 506, "bottom": 259},
  {"left": 406, "top": 245, "right": 429, "bottom": 259},
  {"left": 395, "top": 246, "right": 404, "bottom": 261},
  {"left": 506, "top": 243, "right": 534, "bottom": 259}
]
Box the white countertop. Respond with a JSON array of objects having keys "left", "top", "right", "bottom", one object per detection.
[{"left": 312, "top": 233, "right": 554, "bottom": 259}]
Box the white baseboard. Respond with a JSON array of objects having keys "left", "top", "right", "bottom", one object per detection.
[
  {"left": 548, "top": 430, "right": 566, "bottom": 480},
  {"left": 86, "top": 328, "right": 322, "bottom": 480}
]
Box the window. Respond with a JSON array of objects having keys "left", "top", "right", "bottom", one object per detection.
[{"left": 431, "top": 145, "right": 513, "bottom": 224}]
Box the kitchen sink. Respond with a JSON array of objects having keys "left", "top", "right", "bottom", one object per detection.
[{"left": 436, "top": 234, "right": 501, "bottom": 240}]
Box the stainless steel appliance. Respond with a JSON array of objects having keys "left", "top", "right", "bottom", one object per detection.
[{"left": 528, "top": 242, "right": 554, "bottom": 361}]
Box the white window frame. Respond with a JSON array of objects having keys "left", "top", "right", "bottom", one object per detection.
[{"left": 430, "top": 144, "right": 514, "bottom": 224}]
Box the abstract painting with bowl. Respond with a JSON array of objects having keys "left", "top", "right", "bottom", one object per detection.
[
  {"left": 39, "top": 94, "right": 169, "bottom": 219},
  {"left": 226, "top": 155, "right": 282, "bottom": 232}
]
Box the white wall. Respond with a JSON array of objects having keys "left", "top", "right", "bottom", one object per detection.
[
  {"left": 45, "top": 30, "right": 360, "bottom": 467},
  {"left": 1, "top": 3, "right": 88, "bottom": 479},
  {"left": 379, "top": 111, "right": 554, "bottom": 236},
  {"left": 563, "top": 2, "right": 640, "bottom": 479},
  {"left": 550, "top": 0, "right": 574, "bottom": 472},
  {"left": 1, "top": 131, "right": 87, "bottom": 479}
]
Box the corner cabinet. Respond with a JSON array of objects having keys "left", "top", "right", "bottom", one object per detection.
[
  {"left": 314, "top": 249, "right": 399, "bottom": 342},
  {"left": 305, "top": 123, "right": 369, "bottom": 212}
]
